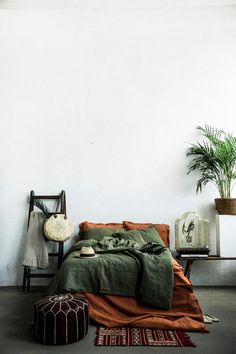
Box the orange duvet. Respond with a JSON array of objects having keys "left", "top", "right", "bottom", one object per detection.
[{"left": 81, "top": 258, "right": 207, "bottom": 332}]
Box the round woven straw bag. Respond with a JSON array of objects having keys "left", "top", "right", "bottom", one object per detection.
[{"left": 44, "top": 214, "right": 73, "bottom": 242}]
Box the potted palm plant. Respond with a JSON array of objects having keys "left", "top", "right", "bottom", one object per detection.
[{"left": 186, "top": 125, "right": 236, "bottom": 215}]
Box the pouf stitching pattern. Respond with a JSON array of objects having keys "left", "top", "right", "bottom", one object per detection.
[{"left": 34, "top": 294, "right": 89, "bottom": 345}]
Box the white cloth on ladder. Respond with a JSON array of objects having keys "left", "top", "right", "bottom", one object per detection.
[{"left": 22, "top": 211, "right": 48, "bottom": 269}]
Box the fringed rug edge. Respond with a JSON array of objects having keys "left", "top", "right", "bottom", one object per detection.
[{"left": 95, "top": 327, "right": 196, "bottom": 347}]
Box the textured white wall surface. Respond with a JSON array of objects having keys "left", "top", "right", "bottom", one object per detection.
[{"left": 0, "top": 0, "right": 236, "bottom": 285}]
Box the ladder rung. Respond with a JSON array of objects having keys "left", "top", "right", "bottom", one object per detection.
[
  {"left": 26, "top": 273, "right": 55, "bottom": 278},
  {"left": 32, "top": 195, "right": 60, "bottom": 199}
]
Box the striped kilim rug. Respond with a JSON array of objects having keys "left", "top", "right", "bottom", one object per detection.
[{"left": 95, "top": 327, "right": 196, "bottom": 347}]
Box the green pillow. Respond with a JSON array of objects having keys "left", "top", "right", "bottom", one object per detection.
[
  {"left": 114, "top": 227, "right": 165, "bottom": 247},
  {"left": 114, "top": 230, "right": 146, "bottom": 246},
  {"left": 79, "top": 228, "right": 125, "bottom": 241},
  {"left": 139, "top": 227, "right": 166, "bottom": 247}
]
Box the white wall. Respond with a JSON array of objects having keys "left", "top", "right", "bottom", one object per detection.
[{"left": 0, "top": 0, "right": 236, "bottom": 286}]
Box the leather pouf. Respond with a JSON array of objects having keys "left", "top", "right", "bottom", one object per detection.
[{"left": 34, "top": 293, "right": 89, "bottom": 345}]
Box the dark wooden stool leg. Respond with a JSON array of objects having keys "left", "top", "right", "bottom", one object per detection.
[
  {"left": 184, "top": 260, "right": 194, "bottom": 279},
  {"left": 22, "top": 266, "right": 27, "bottom": 291},
  {"left": 58, "top": 242, "right": 64, "bottom": 268},
  {"left": 26, "top": 267, "right": 31, "bottom": 292}
]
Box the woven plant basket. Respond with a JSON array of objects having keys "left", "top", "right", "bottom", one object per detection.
[{"left": 215, "top": 198, "right": 236, "bottom": 215}]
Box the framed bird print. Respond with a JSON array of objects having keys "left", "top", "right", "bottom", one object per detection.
[{"left": 175, "top": 211, "right": 210, "bottom": 250}]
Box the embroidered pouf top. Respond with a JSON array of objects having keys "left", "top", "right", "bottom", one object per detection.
[{"left": 34, "top": 293, "right": 89, "bottom": 345}]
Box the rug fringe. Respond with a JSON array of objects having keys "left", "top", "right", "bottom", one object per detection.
[{"left": 176, "top": 331, "right": 196, "bottom": 347}]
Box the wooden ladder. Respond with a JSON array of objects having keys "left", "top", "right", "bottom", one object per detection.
[{"left": 22, "top": 190, "right": 66, "bottom": 292}]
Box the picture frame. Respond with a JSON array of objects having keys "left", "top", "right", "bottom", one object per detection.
[{"left": 175, "top": 211, "right": 210, "bottom": 250}]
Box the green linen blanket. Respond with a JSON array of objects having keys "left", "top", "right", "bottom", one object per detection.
[{"left": 45, "top": 228, "right": 173, "bottom": 309}]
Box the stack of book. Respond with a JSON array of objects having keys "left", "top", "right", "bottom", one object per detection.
[{"left": 176, "top": 247, "right": 210, "bottom": 258}]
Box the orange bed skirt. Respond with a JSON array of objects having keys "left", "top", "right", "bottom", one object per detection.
[{"left": 81, "top": 259, "right": 207, "bottom": 332}]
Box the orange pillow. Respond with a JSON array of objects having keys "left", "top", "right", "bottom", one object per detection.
[
  {"left": 79, "top": 221, "right": 123, "bottom": 231},
  {"left": 123, "top": 221, "right": 170, "bottom": 247}
]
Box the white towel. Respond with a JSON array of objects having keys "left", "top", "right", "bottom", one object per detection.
[{"left": 22, "top": 211, "right": 48, "bottom": 269}]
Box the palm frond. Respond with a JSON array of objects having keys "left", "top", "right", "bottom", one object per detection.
[
  {"left": 196, "top": 175, "right": 217, "bottom": 194},
  {"left": 197, "top": 125, "right": 223, "bottom": 146},
  {"left": 186, "top": 125, "right": 236, "bottom": 197}
]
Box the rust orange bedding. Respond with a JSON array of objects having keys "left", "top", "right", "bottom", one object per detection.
[{"left": 81, "top": 259, "right": 207, "bottom": 332}]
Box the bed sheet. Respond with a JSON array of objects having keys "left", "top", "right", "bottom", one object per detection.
[{"left": 81, "top": 259, "right": 207, "bottom": 332}]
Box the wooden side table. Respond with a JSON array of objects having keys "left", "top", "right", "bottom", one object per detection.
[{"left": 176, "top": 256, "right": 236, "bottom": 279}]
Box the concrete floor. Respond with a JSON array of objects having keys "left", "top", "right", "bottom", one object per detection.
[{"left": 0, "top": 287, "right": 235, "bottom": 354}]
